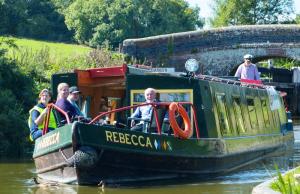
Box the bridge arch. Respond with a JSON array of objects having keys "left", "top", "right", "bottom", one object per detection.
[{"left": 123, "top": 25, "right": 300, "bottom": 75}]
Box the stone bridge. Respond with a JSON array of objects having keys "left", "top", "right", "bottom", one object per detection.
[{"left": 122, "top": 25, "right": 300, "bottom": 76}]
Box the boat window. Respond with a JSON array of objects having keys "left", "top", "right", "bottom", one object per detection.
[
  {"left": 215, "top": 94, "right": 230, "bottom": 136},
  {"left": 131, "top": 89, "right": 193, "bottom": 110},
  {"left": 232, "top": 97, "right": 245, "bottom": 134},
  {"left": 272, "top": 110, "right": 280, "bottom": 128},
  {"left": 278, "top": 98, "right": 287, "bottom": 125},
  {"left": 81, "top": 96, "right": 91, "bottom": 118},
  {"left": 247, "top": 98, "right": 258, "bottom": 129},
  {"left": 261, "top": 99, "right": 270, "bottom": 127}
]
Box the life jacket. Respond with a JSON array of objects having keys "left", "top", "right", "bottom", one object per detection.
[{"left": 28, "top": 105, "right": 57, "bottom": 140}]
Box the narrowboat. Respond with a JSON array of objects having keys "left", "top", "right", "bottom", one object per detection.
[{"left": 33, "top": 60, "right": 294, "bottom": 186}]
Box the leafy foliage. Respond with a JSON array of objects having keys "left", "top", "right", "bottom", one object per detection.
[
  {"left": 64, "top": 0, "right": 203, "bottom": 47},
  {"left": 296, "top": 15, "right": 300, "bottom": 24},
  {"left": 6, "top": 37, "right": 124, "bottom": 93},
  {"left": 211, "top": 0, "right": 294, "bottom": 27},
  {"left": 0, "top": 37, "right": 17, "bottom": 56},
  {"left": 273, "top": 58, "right": 300, "bottom": 69},
  {"left": 0, "top": 0, "right": 72, "bottom": 41},
  {"left": 0, "top": 38, "right": 35, "bottom": 157},
  {"left": 271, "top": 165, "right": 300, "bottom": 194}
]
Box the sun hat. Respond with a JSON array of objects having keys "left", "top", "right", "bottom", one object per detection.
[{"left": 244, "top": 54, "right": 253, "bottom": 59}]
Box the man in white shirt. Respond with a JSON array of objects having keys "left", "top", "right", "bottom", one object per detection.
[
  {"left": 130, "top": 88, "right": 157, "bottom": 131},
  {"left": 235, "top": 54, "right": 260, "bottom": 80}
]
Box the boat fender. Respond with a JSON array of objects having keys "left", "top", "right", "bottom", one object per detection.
[
  {"left": 61, "top": 146, "right": 98, "bottom": 168},
  {"left": 168, "top": 102, "right": 192, "bottom": 139}
]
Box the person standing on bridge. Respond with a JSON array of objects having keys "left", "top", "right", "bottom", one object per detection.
[{"left": 234, "top": 54, "right": 260, "bottom": 80}]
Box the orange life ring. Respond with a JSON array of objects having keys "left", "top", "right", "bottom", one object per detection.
[{"left": 169, "top": 102, "right": 192, "bottom": 139}]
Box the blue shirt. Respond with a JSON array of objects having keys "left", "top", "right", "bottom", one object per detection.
[
  {"left": 131, "top": 104, "right": 152, "bottom": 122},
  {"left": 55, "top": 98, "right": 78, "bottom": 119},
  {"left": 234, "top": 63, "right": 260, "bottom": 80},
  {"left": 68, "top": 99, "right": 84, "bottom": 117}
]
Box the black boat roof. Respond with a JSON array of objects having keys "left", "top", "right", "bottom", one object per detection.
[{"left": 127, "top": 65, "right": 269, "bottom": 90}]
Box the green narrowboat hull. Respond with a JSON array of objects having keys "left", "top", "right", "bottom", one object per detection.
[
  {"left": 33, "top": 121, "right": 294, "bottom": 186},
  {"left": 32, "top": 65, "right": 294, "bottom": 186}
]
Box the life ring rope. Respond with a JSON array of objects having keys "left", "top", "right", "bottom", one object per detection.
[{"left": 169, "top": 102, "right": 193, "bottom": 139}]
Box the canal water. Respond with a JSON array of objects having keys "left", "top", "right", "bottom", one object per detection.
[{"left": 1, "top": 125, "right": 299, "bottom": 194}]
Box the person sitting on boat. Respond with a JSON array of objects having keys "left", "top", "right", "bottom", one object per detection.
[
  {"left": 98, "top": 96, "right": 110, "bottom": 124},
  {"left": 67, "top": 86, "right": 84, "bottom": 117},
  {"left": 55, "top": 83, "right": 83, "bottom": 122},
  {"left": 28, "top": 89, "right": 57, "bottom": 141},
  {"left": 99, "top": 97, "right": 109, "bottom": 113},
  {"left": 234, "top": 54, "right": 260, "bottom": 80},
  {"left": 130, "top": 88, "right": 157, "bottom": 132}
]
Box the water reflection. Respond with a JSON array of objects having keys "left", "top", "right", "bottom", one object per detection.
[
  {"left": 29, "top": 183, "right": 256, "bottom": 194},
  {"left": 1, "top": 125, "right": 299, "bottom": 194}
]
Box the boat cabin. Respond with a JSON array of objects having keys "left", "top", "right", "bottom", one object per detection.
[{"left": 50, "top": 64, "right": 290, "bottom": 139}]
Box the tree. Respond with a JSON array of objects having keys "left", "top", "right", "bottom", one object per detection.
[
  {"left": 296, "top": 14, "right": 300, "bottom": 24},
  {"left": 211, "top": 0, "right": 294, "bottom": 27},
  {"left": 65, "top": 0, "right": 203, "bottom": 47},
  {"left": 23, "top": 0, "right": 73, "bottom": 41},
  {"left": 0, "top": 38, "right": 35, "bottom": 157},
  {"left": 50, "top": 0, "right": 74, "bottom": 13},
  {"left": 0, "top": 0, "right": 72, "bottom": 41},
  {"left": 0, "top": 0, "right": 28, "bottom": 35}
]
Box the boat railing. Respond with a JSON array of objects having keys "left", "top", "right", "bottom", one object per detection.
[
  {"left": 43, "top": 103, "right": 71, "bottom": 135},
  {"left": 89, "top": 102, "right": 200, "bottom": 139},
  {"left": 195, "top": 74, "right": 268, "bottom": 89}
]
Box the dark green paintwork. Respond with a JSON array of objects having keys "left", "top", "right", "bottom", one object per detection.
[
  {"left": 32, "top": 121, "right": 293, "bottom": 159},
  {"left": 75, "top": 123, "right": 219, "bottom": 157},
  {"left": 126, "top": 73, "right": 288, "bottom": 139},
  {"left": 33, "top": 124, "right": 73, "bottom": 158}
]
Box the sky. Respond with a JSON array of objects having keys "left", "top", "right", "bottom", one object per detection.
[{"left": 186, "top": 0, "right": 300, "bottom": 18}]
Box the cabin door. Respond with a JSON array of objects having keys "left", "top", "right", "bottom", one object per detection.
[{"left": 51, "top": 73, "right": 77, "bottom": 99}]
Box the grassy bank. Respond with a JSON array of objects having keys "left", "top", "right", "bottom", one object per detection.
[
  {"left": 2, "top": 36, "right": 92, "bottom": 59},
  {"left": 271, "top": 166, "right": 300, "bottom": 193},
  {"left": 1, "top": 36, "right": 124, "bottom": 93}
]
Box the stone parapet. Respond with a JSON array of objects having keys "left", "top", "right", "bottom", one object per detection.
[{"left": 123, "top": 25, "right": 300, "bottom": 75}]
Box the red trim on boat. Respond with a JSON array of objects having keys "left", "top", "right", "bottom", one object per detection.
[
  {"left": 43, "top": 103, "right": 71, "bottom": 135},
  {"left": 240, "top": 79, "right": 262, "bottom": 85},
  {"left": 88, "top": 64, "right": 127, "bottom": 78}
]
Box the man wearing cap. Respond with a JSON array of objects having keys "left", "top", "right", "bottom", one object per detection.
[
  {"left": 234, "top": 54, "right": 260, "bottom": 80},
  {"left": 68, "top": 86, "right": 84, "bottom": 117}
]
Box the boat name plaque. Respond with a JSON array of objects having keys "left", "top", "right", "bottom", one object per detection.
[
  {"left": 105, "top": 130, "right": 173, "bottom": 151},
  {"left": 36, "top": 132, "right": 60, "bottom": 151},
  {"left": 105, "top": 130, "right": 153, "bottom": 148}
]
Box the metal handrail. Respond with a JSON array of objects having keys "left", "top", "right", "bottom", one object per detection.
[
  {"left": 43, "top": 103, "right": 71, "bottom": 135},
  {"left": 195, "top": 74, "right": 268, "bottom": 89},
  {"left": 89, "top": 102, "right": 200, "bottom": 139}
]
